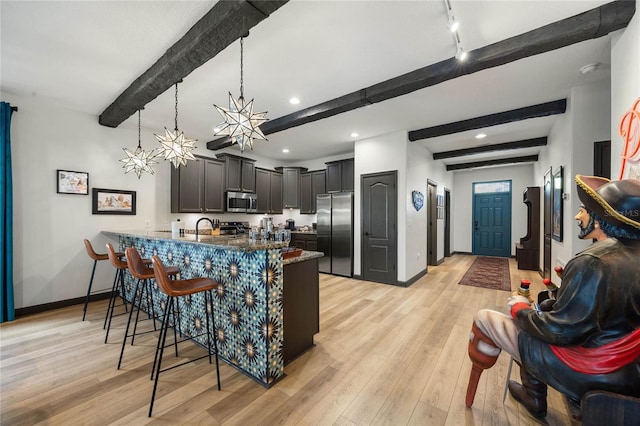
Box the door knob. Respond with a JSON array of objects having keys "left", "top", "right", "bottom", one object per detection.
[{"left": 364, "top": 232, "right": 369, "bottom": 236}]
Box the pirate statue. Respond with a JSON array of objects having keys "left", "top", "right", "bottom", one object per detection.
[{"left": 465, "top": 175, "right": 640, "bottom": 418}]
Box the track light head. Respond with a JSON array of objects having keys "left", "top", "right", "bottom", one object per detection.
[{"left": 455, "top": 45, "right": 467, "bottom": 61}]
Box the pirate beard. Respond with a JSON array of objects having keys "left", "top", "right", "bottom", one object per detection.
[{"left": 578, "top": 215, "right": 597, "bottom": 239}]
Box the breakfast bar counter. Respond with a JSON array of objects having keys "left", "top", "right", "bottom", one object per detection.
[{"left": 102, "top": 230, "right": 323, "bottom": 387}]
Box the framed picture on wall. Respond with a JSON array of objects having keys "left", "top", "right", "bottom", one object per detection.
[
  {"left": 552, "top": 166, "right": 563, "bottom": 242},
  {"left": 56, "top": 170, "right": 89, "bottom": 195},
  {"left": 92, "top": 188, "right": 136, "bottom": 215}
]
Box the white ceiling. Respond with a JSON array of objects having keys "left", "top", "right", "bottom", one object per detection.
[{"left": 1, "top": 0, "right": 615, "bottom": 168}]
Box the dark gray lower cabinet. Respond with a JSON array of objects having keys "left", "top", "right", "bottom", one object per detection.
[
  {"left": 292, "top": 233, "right": 317, "bottom": 251},
  {"left": 282, "top": 258, "right": 319, "bottom": 363}
]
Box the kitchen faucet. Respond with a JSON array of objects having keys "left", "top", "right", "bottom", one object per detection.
[{"left": 195, "top": 217, "right": 214, "bottom": 238}]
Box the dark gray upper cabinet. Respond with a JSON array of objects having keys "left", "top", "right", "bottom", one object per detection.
[
  {"left": 300, "top": 170, "right": 326, "bottom": 214},
  {"left": 203, "top": 159, "right": 225, "bottom": 212},
  {"left": 277, "top": 167, "right": 307, "bottom": 209},
  {"left": 326, "top": 159, "right": 354, "bottom": 192},
  {"left": 171, "top": 156, "right": 225, "bottom": 213},
  {"left": 255, "top": 168, "right": 283, "bottom": 214},
  {"left": 270, "top": 172, "right": 283, "bottom": 213},
  {"left": 216, "top": 153, "right": 256, "bottom": 193}
]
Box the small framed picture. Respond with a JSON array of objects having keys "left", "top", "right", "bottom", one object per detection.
[
  {"left": 552, "top": 166, "right": 564, "bottom": 242},
  {"left": 92, "top": 188, "right": 136, "bottom": 215},
  {"left": 57, "top": 170, "right": 89, "bottom": 195}
]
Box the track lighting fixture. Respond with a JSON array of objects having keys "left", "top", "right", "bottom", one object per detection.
[{"left": 444, "top": 0, "right": 467, "bottom": 61}]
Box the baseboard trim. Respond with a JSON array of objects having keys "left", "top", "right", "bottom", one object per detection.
[
  {"left": 400, "top": 268, "right": 428, "bottom": 288},
  {"left": 15, "top": 292, "right": 111, "bottom": 318}
]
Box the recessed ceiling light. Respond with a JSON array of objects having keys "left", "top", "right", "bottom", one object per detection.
[
  {"left": 282, "top": 148, "right": 289, "bottom": 153},
  {"left": 289, "top": 97, "right": 300, "bottom": 105},
  {"left": 475, "top": 133, "right": 487, "bottom": 139},
  {"left": 351, "top": 132, "right": 359, "bottom": 138}
]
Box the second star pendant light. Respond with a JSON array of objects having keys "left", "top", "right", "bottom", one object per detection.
[{"left": 155, "top": 82, "right": 197, "bottom": 168}]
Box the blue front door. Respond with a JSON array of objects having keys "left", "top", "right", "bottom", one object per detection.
[{"left": 473, "top": 188, "right": 511, "bottom": 257}]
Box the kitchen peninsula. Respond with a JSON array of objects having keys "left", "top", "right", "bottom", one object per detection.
[{"left": 102, "top": 230, "right": 322, "bottom": 387}]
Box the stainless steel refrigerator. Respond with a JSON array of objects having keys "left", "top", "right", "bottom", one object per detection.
[{"left": 317, "top": 192, "right": 354, "bottom": 277}]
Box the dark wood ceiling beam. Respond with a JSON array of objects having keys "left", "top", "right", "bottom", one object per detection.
[
  {"left": 207, "top": 90, "right": 368, "bottom": 149},
  {"left": 99, "top": 0, "right": 289, "bottom": 128},
  {"left": 433, "top": 137, "right": 547, "bottom": 160},
  {"left": 446, "top": 155, "right": 539, "bottom": 171},
  {"left": 411, "top": 99, "right": 566, "bottom": 141},
  {"left": 205, "top": 0, "right": 634, "bottom": 149}
]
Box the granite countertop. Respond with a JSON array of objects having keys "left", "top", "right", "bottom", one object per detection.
[
  {"left": 102, "top": 230, "right": 325, "bottom": 265},
  {"left": 102, "top": 230, "right": 287, "bottom": 252},
  {"left": 291, "top": 230, "right": 317, "bottom": 235},
  {"left": 282, "top": 250, "right": 324, "bottom": 265}
]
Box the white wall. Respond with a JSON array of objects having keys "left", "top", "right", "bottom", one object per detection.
[
  {"left": 568, "top": 81, "right": 612, "bottom": 259},
  {"left": 452, "top": 165, "right": 534, "bottom": 255},
  {"left": 610, "top": 0, "right": 640, "bottom": 180},
  {"left": 406, "top": 140, "right": 450, "bottom": 277},
  {"left": 533, "top": 80, "right": 612, "bottom": 271},
  {"left": 7, "top": 93, "right": 166, "bottom": 308}
]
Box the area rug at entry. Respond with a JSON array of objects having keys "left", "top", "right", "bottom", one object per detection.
[{"left": 458, "top": 256, "right": 511, "bottom": 291}]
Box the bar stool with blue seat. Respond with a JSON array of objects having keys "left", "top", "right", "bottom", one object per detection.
[
  {"left": 82, "top": 239, "right": 123, "bottom": 321},
  {"left": 149, "top": 254, "right": 221, "bottom": 417},
  {"left": 117, "top": 246, "right": 180, "bottom": 370}
]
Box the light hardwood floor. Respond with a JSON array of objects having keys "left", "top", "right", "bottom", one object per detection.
[{"left": 0, "top": 255, "right": 571, "bottom": 425}]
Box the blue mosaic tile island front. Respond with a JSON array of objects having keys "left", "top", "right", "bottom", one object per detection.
[{"left": 103, "top": 230, "right": 293, "bottom": 387}]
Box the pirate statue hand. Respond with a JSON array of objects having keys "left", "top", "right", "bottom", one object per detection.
[{"left": 508, "top": 294, "right": 531, "bottom": 319}]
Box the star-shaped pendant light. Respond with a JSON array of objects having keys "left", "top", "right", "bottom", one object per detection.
[
  {"left": 120, "top": 109, "right": 160, "bottom": 179},
  {"left": 155, "top": 82, "right": 197, "bottom": 168},
  {"left": 213, "top": 36, "right": 268, "bottom": 152}
]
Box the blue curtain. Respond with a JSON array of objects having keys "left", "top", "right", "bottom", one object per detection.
[{"left": 1, "top": 102, "right": 15, "bottom": 322}]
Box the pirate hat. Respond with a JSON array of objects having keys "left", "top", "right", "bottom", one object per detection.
[{"left": 575, "top": 175, "right": 640, "bottom": 234}]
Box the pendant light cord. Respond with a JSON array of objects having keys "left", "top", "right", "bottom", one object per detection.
[
  {"left": 174, "top": 82, "right": 179, "bottom": 131},
  {"left": 137, "top": 109, "right": 142, "bottom": 149},
  {"left": 240, "top": 37, "right": 244, "bottom": 99}
]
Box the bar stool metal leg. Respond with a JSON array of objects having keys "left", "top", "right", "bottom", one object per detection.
[
  {"left": 147, "top": 255, "right": 221, "bottom": 417},
  {"left": 82, "top": 259, "right": 98, "bottom": 321},
  {"left": 149, "top": 297, "right": 174, "bottom": 417},
  {"left": 205, "top": 289, "right": 221, "bottom": 390},
  {"left": 117, "top": 277, "right": 145, "bottom": 369}
]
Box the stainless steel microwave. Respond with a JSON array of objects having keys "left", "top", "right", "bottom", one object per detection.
[{"left": 226, "top": 191, "right": 257, "bottom": 213}]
